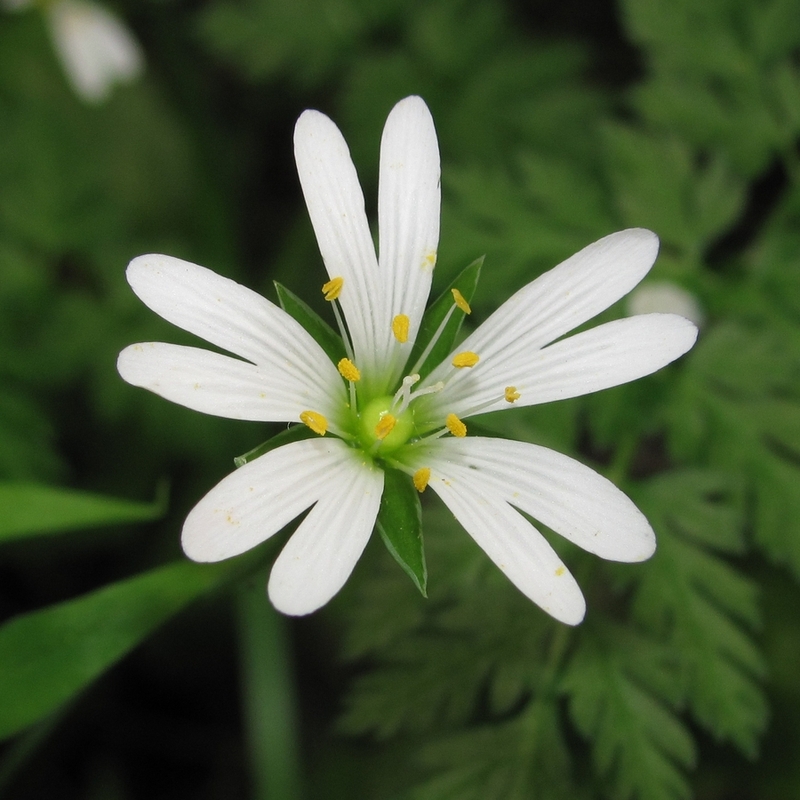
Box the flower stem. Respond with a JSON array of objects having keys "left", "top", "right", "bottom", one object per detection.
[{"left": 236, "top": 575, "right": 303, "bottom": 800}]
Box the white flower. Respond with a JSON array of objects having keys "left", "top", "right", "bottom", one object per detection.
[
  {"left": 627, "top": 280, "right": 705, "bottom": 328},
  {"left": 4, "top": 0, "right": 143, "bottom": 103},
  {"left": 118, "top": 96, "right": 698, "bottom": 624}
]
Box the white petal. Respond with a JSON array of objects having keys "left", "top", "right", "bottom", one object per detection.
[
  {"left": 268, "top": 451, "right": 384, "bottom": 615},
  {"left": 421, "top": 313, "right": 697, "bottom": 421},
  {"left": 420, "top": 229, "right": 659, "bottom": 393},
  {"left": 293, "top": 109, "right": 383, "bottom": 387},
  {"left": 125, "top": 254, "right": 342, "bottom": 400},
  {"left": 48, "top": 0, "right": 143, "bottom": 104},
  {"left": 414, "top": 437, "right": 655, "bottom": 562},
  {"left": 117, "top": 342, "right": 344, "bottom": 424},
  {"left": 378, "top": 96, "right": 441, "bottom": 390},
  {"left": 182, "top": 438, "right": 367, "bottom": 562},
  {"left": 418, "top": 458, "right": 586, "bottom": 625}
]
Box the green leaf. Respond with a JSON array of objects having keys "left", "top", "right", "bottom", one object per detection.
[
  {"left": 409, "top": 256, "right": 483, "bottom": 381},
  {"left": 274, "top": 281, "right": 345, "bottom": 365},
  {"left": 0, "top": 560, "right": 236, "bottom": 740},
  {"left": 0, "top": 482, "right": 166, "bottom": 543},
  {"left": 633, "top": 472, "right": 767, "bottom": 756},
  {"left": 563, "top": 624, "right": 696, "bottom": 800},
  {"left": 234, "top": 424, "right": 318, "bottom": 468},
  {"left": 376, "top": 468, "right": 427, "bottom": 597}
]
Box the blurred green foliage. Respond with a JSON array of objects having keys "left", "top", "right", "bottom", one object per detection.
[{"left": 2, "top": 0, "right": 800, "bottom": 798}]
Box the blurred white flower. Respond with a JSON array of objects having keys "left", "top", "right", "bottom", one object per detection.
[
  {"left": 627, "top": 281, "right": 704, "bottom": 328},
  {"left": 3, "top": 0, "right": 143, "bottom": 103}
]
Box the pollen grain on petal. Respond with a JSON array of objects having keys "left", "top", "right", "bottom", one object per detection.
[
  {"left": 322, "top": 276, "right": 343, "bottom": 301},
  {"left": 445, "top": 413, "right": 467, "bottom": 438},
  {"left": 337, "top": 357, "right": 361, "bottom": 382},
  {"left": 452, "top": 351, "right": 480, "bottom": 368},
  {"left": 422, "top": 250, "right": 437, "bottom": 270},
  {"left": 300, "top": 410, "right": 328, "bottom": 436},
  {"left": 413, "top": 467, "right": 431, "bottom": 493},
  {"left": 392, "top": 314, "right": 410, "bottom": 343},
  {"left": 375, "top": 413, "right": 397, "bottom": 440},
  {"left": 555, "top": 566, "right": 566, "bottom": 577},
  {"left": 504, "top": 386, "right": 521, "bottom": 403},
  {"left": 451, "top": 288, "right": 471, "bottom": 314}
]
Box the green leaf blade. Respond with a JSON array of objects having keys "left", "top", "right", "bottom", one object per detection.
[
  {"left": 0, "top": 560, "right": 234, "bottom": 740},
  {"left": 234, "top": 424, "right": 317, "bottom": 468},
  {"left": 376, "top": 468, "right": 427, "bottom": 597},
  {"left": 410, "top": 256, "right": 483, "bottom": 381},
  {"left": 274, "top": 281, "right": 345, "bottom": 365},
  {"left": 0, "top": 482, "right": 166, "bottom": 543}
]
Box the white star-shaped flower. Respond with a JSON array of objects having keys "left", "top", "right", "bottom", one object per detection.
[
  {"left": 4, "top": 0, "right": 143, "bottom": 103},
  {"left": 118, "top": 96, "right": 698, "bottom": 624}
]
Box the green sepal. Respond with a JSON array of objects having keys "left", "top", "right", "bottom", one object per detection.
[
  {"left": 410, "top": 256, "right": 484, "bottom": 381},
  {"left": 0, "top": 559, "right": 237, "bottom": 740},
  {"left": 376, "top": 468, "right": 427, "bottom": 597},
  {"left": 234, "top": 424, "right": 317, "bottom": 468},
  {"left": 274, "top": 281, "right": 346, "bottom": 364},
  {"left": 0, "top": 482, "right": 166, "bottom": 543}
]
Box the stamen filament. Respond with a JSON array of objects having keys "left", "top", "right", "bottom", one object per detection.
[
  {"left": 331, "top": 300, "right": 355, "bottom": 362},
  {"left": 408, "top": 303, "right": 458, "bottom": 376}
]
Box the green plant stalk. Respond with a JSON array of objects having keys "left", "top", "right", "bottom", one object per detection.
[{"left": 237, "top": 575, "right": 303, "bottom": 800}]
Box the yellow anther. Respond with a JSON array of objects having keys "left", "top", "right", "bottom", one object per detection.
[
  {"left": 392, "top": 314, "right": 410, "bottom": 343},
  {"left": 300, "top": 410, "right": 327, "bottom": 436},
  {"left": 451, "top": 288, "right": 471, "bottom": 314},
  {"left": 322, "top": 276, "right": 343, "bottom": 301},
  {"left": 445, "top": 413, "right": 467, "bottom": 438},
  {"left": 337, "top": 358, "right": 361, "bottom": 382},
  {"left": 504, "top": 386, "right": 521, "bottom": 403},
  {"left": 375, "top": 413, "right": 397, "bottom": 440},
  {"left": 413, "top": 467, "right": 431, "bottom": 493},
  {"left": 452, "top": 351, "right": 480, "bottom": 368}
]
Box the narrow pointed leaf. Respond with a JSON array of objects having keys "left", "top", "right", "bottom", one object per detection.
[
  {"left": 274, "top": 281, "right": 345, "bottom": 365},
  {"left": 0, "top": 560, "right": 235, "bottom": 740},
  {"left": 0, "top": 482, "right": 166, "bottom": 543},
  {"left": 376, "top": 468, "right": 427, "bottom": 596},
  {"left": 234, "top": 424, "right": 318, "bottom": 468},
  {"left": 410, "top": 256, "right": 483, "bottom": 381}
]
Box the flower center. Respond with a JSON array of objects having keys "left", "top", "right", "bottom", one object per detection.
[{"left": 359, "top": 395, "right": 415, "bottom": 453}]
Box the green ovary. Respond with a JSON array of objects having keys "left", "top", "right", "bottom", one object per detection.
[{"left": 358, "top": 395, "right": 415, "bottom": 453}]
